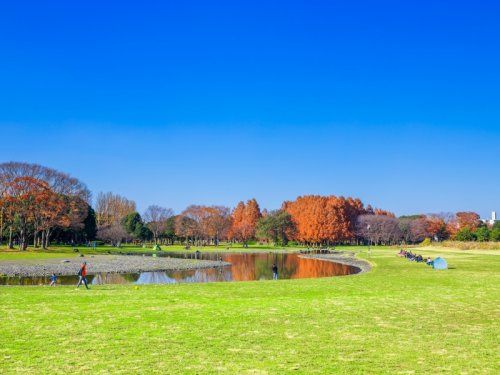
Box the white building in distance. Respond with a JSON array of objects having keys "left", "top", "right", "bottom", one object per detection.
[{"left": 482, "top": 211, "right": 498, "bottom": 226}]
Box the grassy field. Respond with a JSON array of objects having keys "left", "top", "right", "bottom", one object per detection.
[
  {"left": 0, "top": 243, "right": 303, "bottom": 260},
  {"left": 0, "top": 246, "right": 498, "bottom": 374}
]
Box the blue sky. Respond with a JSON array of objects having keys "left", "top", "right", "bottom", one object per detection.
[{"left": 1, "top": 1, "right": 499, "bottom": 217}]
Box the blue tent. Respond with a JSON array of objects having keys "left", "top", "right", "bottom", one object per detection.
[{"left": 432, "top": 257, "right": 448, "bottom": 270}]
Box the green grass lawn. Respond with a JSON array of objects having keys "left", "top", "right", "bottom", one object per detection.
[
  {"left": 0, "top": 246, "right": 498, "bottom": 374},
  {"left": 0, "top": 243, "right": 304, "bottom": 260}
]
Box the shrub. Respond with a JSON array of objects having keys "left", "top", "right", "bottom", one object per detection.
[
  {"left": 454, "top": 227, "right": 476, "bottom": 241},
  {"left": 490, "top": 228, "right": 500, "bottom": 242},
  {"left": 420, "top": 238, "right": 432, "bottom": 246}
]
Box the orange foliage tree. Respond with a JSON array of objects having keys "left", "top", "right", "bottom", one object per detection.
[
  {"left": 283, "top": 195, "right": 367, "bottom": 245},
  {"left": 373, "top": 208, "right": 396, "bottom": 217},
  {"left": 455, "top": 212, "right": 481, "bottom": 231},
  {"left": 176, "top": 205, "right": 231, "bottom": 246},
  {"left": 230, "top": 199, "right": 262, "bottom": 245},
  {"left": 425, "top": 215, "right": 449, "bottom": 241},
  {"left": 1, "top": 177, "right": 71, "bottom": 250}
]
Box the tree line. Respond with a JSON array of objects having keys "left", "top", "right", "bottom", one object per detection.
[{"left": 1, "top": 162, "right": 498, "bottom": 249}]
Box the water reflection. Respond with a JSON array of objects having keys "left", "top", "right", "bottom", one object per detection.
[{"left": 0, "top": 253, "right": 359, "bottom": 286}]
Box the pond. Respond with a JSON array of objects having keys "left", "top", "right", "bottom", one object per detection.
[{"left": 0, "top": 252, "right": 360, "bottom": 286}]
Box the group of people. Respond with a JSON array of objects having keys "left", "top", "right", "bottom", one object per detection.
[
  {"left": 398, "top": 249, "right": 433, "bottom": 266},
  {"left": 48, "top": 261, "right": 89, "bottom": 289}
]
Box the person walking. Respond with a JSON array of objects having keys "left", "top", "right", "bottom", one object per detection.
[
  {"left": 76, "top": 261, "right": 89, "bottom": 289},
  {"left": 49, "top": 273, "right": 57, "bottom": 286},
  {"left": 272, "top": 263, "right": 278, "bottom": 280}
]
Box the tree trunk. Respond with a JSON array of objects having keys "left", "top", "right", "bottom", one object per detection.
[
  {"left": 0, "top": 208, "right": 3, "bottom": 245},
  {"left": 19, "top": 228, "right": 28, "bottom": 250},
  {"left": 8, "top": 227, "right": 14, "bottom": 249},
  {"left": 43, "top": 229, "right": 51, "bottom": 249}
]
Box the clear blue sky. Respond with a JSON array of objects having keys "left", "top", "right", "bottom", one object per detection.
[{"left": 1, "top": 1, "right": 499, "bottom": 217}]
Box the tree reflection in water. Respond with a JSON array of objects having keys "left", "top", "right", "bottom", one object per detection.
[{"left": 0, "top": 253, "right": 358, "bottom": 285}]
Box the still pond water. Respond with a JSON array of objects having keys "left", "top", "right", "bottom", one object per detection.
[{"left": 0, "top": 252, "right": 359, "bottom": 286}]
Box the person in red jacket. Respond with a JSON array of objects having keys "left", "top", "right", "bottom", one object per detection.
[{"left": 76, "top": 261, "right": 89, "bottom": 289}]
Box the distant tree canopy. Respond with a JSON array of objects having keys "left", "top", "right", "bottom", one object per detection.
[{"left": 1, "top": 162, "right": 498, "bottom": 248}]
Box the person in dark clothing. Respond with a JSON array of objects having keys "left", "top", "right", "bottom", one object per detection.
[
  {"left": 272, "top": 263, "right": 278, "bottom": 280},
  {"left": 49, "top": 273, "right": 57, "bottom": 286},
  {"left": 76, "top": 261, "right": 89, "bottom": 289}
]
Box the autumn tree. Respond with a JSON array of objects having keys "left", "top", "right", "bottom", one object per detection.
[
  {"left": 174, "top": 214, "right": 200, "bottom": 245},
  {"left": 284, "top": 195, "right": 364, "bottom": 245},
  {"left": 398, "top": 215, "right": 430, "bottom": 244},
  {"left": 97, "top": 223, "right": 131, "bottom": 247},
  {"left": 356, "top": 214, "right": 402, "bottom": 245},
  {"left": 2, "top": 177, "right": 56, "bottom": 250},
  {"left": 174, "top": 205, "right": 231, "bottom": 246},
  {"left": 94, "top": 192, "right": 137, "bottom": 245},
  {"left": 229, "top": 202, "right": 245, "bottom": 240},
  {"left": 373, "top": 208, "right": 396, "bottom": 217},
  {"left": 426, "top": 215, "right": 449, "bottom": 241},
  {"left": 143, "top": 205, "right": 174, "bottom": 244},
  {"left": 34, "top": 187, "right": 68, "bottom": 248},
  {"left": 95, "top": 192, "right": 136, "bottom": 227},
  {"left": 455, "top": 212, "right": 481, "bottom": 231},
  {"left": 201, "top": 206, "right": 231, "bottom": 246},
  {"left": 230, "top": 199, "right": 261, "bottom": 245},
  {"left": 0, "top": 162, "right": 91, "bottom": 248}
]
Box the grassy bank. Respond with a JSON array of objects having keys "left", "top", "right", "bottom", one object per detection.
[
  {"left": 425, "top": 240, "right": 500, "bottom": 251},
  {"left": 0, "top": 243, "right": 304, "bottom": 260},
  {"left": 0, "top": 246, "right": 498, "bottom": 374}
]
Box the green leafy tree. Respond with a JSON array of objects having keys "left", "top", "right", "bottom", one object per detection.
[
  {"left": 122, "top": 212, "right": 141, "bottom": 233},
  {"left": 256, "top": 210, "right": 295, "bottom": 246},
  {"left": 490, "top": 229, "right": 500, "bottom": 241},
  {"left": 490, "top": 227, "right": 500, "bottom": 241},
  {"left": 163, "top": 216, "right": 177, "bottom": 244},
  {"left": 474, "top": 226, "right": 490, "bottom": 242},
  {"left": 454, "top": 227, "right": 476, "bottom": 241},
  {"left": 121, "top": 212, "right": 151, "bottom": 241},
  {"left": 83, "top": 205, "right": 98, "bottom": 241}
]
